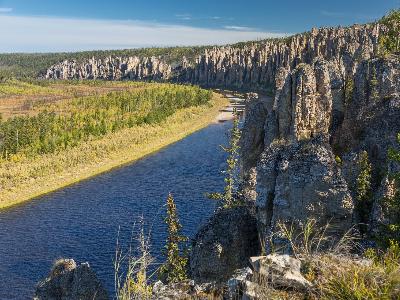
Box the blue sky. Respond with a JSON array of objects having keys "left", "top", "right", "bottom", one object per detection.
[{"left": 0, "top": 0, "right": 398, "bottom": 53}]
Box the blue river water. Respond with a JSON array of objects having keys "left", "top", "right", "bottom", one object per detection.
[{"left": 0, "top": 121, "right": 231, "bottom": 299}]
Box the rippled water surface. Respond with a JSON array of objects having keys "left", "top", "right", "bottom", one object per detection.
[{"left": 0, "top": 122, "right": 231, "bottom": 299}]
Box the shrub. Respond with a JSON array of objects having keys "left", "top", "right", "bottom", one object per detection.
[
  {"left": 377, "top": 133, "right": 400, "bottom": 246},
  {"left": 344, "top": 76, "right": 354, "bottom": 106},
  {"left": 276, "top": 219, "right": 400, "bottom": 299}
]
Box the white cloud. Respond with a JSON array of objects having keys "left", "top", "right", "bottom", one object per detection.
[
  {"left": 224, "top": 25, "right": 255, "bottom": 31},
  {"left": 0, "top": 7, "right": 12, "bottom": 13},
  {"left": 0, "top": 15, "right": 287, "bottom": 53},
  {"left": 175, "top": 14, "right": 192, "bottom": 20}
]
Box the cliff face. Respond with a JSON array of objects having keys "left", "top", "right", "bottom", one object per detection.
[
  {"left": 45, "top": 21, "right": 400, "bottom": 274},
  {"left": 46, "top": 24, "right": 381, "bottom": 91},
  {"left": 243, "top": 55, "right": 400, "bottom": 251},
  {"left": 46, "top": 56, "right": 171, "bottom": 80}
]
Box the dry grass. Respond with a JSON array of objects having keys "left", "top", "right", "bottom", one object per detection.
[
  {"left": 313, "top": 253, "right": 400, "bottom": 300},
  {"left": 114, "top": 217, "right": 155, "bottom": 300},
  {"left": 0, "top": 93, "right": 228, "bottom": 209},
  {"left": 275, "top": 219, "right": 360, "bottom": 260},
  {"left": 0, "top": 80, "right": 152, "bottom": 119},
  {"left": 274, "top": 219, "right": 400, "bottom": 300}
]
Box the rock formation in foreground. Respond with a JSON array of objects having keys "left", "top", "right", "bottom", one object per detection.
[{"left": 34, "top": 259, "right": 108, "bottom": 300}]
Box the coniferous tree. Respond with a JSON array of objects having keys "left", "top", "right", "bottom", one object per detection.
[
  {"left": 158, "top": 193, "right": 188, "bottom": 283},
  {"left": 208, "top": 111, "right": 242, "bottom": 208},
  {"left": 382, "top": 133, "right": 400, "bottom": 245},
  {"left": 356, "top": 150, "right": 372, "bottom": 233}
]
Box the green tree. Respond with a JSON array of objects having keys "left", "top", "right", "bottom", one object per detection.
[
  {"left": 0, "top": 84, "right": 212, "bottom": 160},
  {"left": 370, "top": 66, "right": 379, "bottom": 101},
  {"left": 356, "top": 150, "right": 372, "bottom": 233},
  {"left": 382, "top": 133, "right": 400, "bottom": 245},
  {"left": 158, "top": 193, "right": 188, "bottom": 283},
  {"left": 208, "top": 112, "right": 243, "bottom": 208},
  {"left": 379, "top": 9, "right": 400, "bottom": 55},
  {"left": 344, "top": 76, "right": 354, "bottom": 106}
]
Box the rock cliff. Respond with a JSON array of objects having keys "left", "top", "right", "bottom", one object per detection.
[
  {"left": 46, "top": 24, "right": 381, "bottom": 91},
  {"left": 46, "top": 56, "right": 171, "bottom": 80},
  {"left": 43, "top": 20, "right": 400, "bottom": 284},
  {"left": 243, "top": 54, "right": 399, "bottom": 251}
]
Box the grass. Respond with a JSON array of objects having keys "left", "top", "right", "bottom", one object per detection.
[
  {"left": 114, "top": 218, "right": 155, "bottom": 300},
  {"left": 0, "top": 92, "right": 228, "bottom": 209},
  {"left": 270, "top": 219, "right": 400, "bottom": 300}
]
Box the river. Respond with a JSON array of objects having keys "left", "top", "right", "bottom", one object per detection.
[{"left": 0, "top": 121, "right": 232, "bottom": 299}]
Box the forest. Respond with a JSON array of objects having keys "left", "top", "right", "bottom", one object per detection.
[{"left": 0, "top": 80, "right": 212, "bottom": 161}]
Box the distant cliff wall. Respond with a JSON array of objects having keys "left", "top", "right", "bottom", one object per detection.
[{"left": 45, "top": 24, "right": 381, "bottom": 91}]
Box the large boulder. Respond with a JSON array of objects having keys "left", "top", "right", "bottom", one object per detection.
[
  {"left": 256, "top": 136, "right": 354, "bottom": 251},
  {"left": 189, "top": 207, "right": 261, "bottom": 283},
  {"left": 34, "top": 259, "right": 108, "bottom": 300},
  {"left": 226, "top": 255, "right": 311, "bottom": 300},
  {"left": 249, "top": 255, "right": 311, "bottom": 291},
  {"left": 152, "top": 280, "right": 222, "bottom": 300}
]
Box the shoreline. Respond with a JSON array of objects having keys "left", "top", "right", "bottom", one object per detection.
[{"left": 0, "top": 93, "right": 231, "bottom": 210}]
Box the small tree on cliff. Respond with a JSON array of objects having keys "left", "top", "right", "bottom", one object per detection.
[
  {"left": 355, "top": 150, "right": 372, "bottom": 234},
  {"left": 208, "top": 111, "right": 242, "bottom": 208},
  {"left": 379, "top": 9, "right": 400, "bottom": 55},
  {"left": 158, "top": 193, "right": 188, "bottom": 283},
  {"left": 381, "top": 133, "right": 400, "bottom": 246}
]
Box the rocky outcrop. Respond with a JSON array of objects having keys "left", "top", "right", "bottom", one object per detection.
[
  {"left": 227, "top": 254, "right": 312, "bottom": 300},
  {"left": 34, "top": 259, "right": 108, "bottom": 300},
  {"left": 236, "top": 51, "right": 399, "bottom": 252},
  {"left": 46, "top": 24, "right": 381, "bottom": 91},
  {"left": 255, "top": 137, "right": 354, "bottom": 248},
  {"left": 263, "top": 60, "right": 334, "bottom": 145},
  {"left": 249, "top": 255, "right": 311, "bottom": 291},
  {"left": 46, "top": 56, "right": 171, "bottom": 80},
  {"left": 189, "top": 207, "right": 260, "bottom": 283},
  {"left": 333, "top": 56, "right": 400, "bottom": 165}
]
